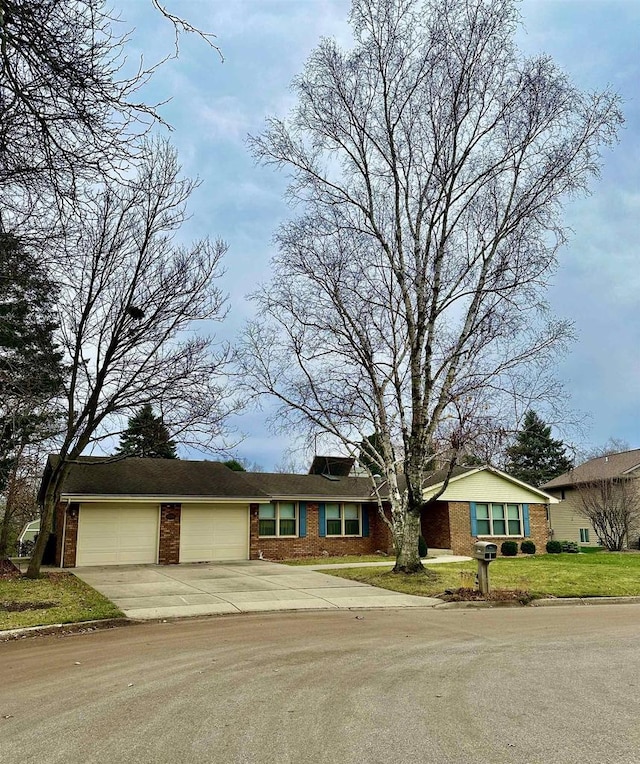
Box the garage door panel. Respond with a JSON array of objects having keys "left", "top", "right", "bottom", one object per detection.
[
  {"left": 77, "top": 504, "right": 159, "bottom": 566},
  {"left": 180, "top": 505, "right": 248, "bottom": 562}
]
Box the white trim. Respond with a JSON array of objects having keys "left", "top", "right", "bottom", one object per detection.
[
  {"left": 268, "top": 494, "right": 374, "bottom": 502},
  {"left": 61, "top": 494, "right": 271, "bottom": 504},
  {"left": 423, "top": 466, "right": 560, "bottom": 503}
]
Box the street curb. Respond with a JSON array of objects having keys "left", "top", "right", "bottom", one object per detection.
[
  {"left": 530, "top": 596, "right": 640, "bottom": 607},
  {"left": 434, "top": 596, "right": 640, "bottom": 609},
  {"left": 4, "top": 596, "right": 640, "bottom": 636},
  {"left": 0, "top": 617, "right": 132, "bottom": 642}
]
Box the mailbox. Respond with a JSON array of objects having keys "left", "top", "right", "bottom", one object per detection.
[{"left": 473, "top": 541, "right": 497, "bottom": 561}]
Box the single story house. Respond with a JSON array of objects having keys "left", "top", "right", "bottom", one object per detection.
[
  {"left": 543, "top": 448, "right": 640, "bottom": 548},
  {"left": 42, "top": 455, "right": 557, "bottom": 567}
]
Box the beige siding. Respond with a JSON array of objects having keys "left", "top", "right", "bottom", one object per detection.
[
  {"left": 547, "top": 488, "right": 600, "bottom": 546},
  {"left": 426, "top": 470, "right": 550, "bottom": 504},
  {"left": 77, "top": 502, "right": 160, "bottom": 566},
  {"left": 180, "top": 504, "right": 249, "bottom": 562}
]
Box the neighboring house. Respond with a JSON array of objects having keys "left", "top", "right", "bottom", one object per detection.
[
  {"left": 17, "top": 519, "right": 40, "bottom": 554},
  {"left": 542, "top": 449, "right": 640, "bottom": 548},
  {"left": 41, "top": 455, "right": 557, "bottom": 568}
]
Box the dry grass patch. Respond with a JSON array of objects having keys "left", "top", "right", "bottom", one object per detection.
[{"left": 0, "top": 571, "right": 123, "bottom": 631}]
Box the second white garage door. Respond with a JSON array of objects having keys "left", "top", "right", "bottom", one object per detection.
[{"left": 180, "top": 505, "right": 249, "bottom": 562}]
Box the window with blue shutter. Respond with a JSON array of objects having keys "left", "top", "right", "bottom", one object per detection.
[
  {"left": 299, "top": 502, "right": 307, "bottom": 537},
  {"left": 522, "top": 503, "right": 530, "bottom": 537},
  {"left": 362, "top": 506, "right": 370, "bottom": 537},
  {"left": 470, "top": 502, "right": 478, "bottom": 536},
  {"left": 318, "top": 503, "right": 326, "bottom": 537}
]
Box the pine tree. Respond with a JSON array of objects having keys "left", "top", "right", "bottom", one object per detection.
[
  {"left": 505, "top": 411, "right": 573, "bottom": 487},
  {"left": 116, "top": 404, "right": 178, "bottom": 459},
  {"left": 0, "top": 234, "right": 65, "bottom": 490}
]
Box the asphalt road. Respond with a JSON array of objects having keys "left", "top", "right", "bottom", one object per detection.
[{"left": 2, "top": 606, "right": 640, "bottom": 764}]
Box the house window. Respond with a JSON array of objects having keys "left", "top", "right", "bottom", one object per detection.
[
  {"left": 579, "top": 528, "right": 590, "bottom": 543},
  {"left": 325, "top": 503, "right": 361, "bottom": 536},
  {"left": 476, "top": 503, "right": 523, "bottom": 536},
  {"left": 259, "top": 503, "right": 297, "bottom": 537}
]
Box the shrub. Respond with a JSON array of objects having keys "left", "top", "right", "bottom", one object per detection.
[
  {"left": 546, "top": 540, "right": 562, "bottom": 554},
  {"left": 418, "top": 535, "right": 428, "bottom": 558},
  {"left": 520, "top": 540, "right": 536, "bottom": 555},
  {"left": 561, "top": 540, "right": 579, "bottom": 553},
  {"left": 501, "top": 540, "right": 518, "bottom": 556}
]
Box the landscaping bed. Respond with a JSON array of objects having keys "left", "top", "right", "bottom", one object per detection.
[{"left": 0, "top": 568, "right": 123, "bottom": 631}]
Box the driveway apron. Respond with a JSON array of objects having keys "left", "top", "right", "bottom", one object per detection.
[{"left": 73, "top": 560, "right": 439, "bottom": 619}]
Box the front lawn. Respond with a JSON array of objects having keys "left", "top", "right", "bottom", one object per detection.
[
  {"left": 282, "top": 554, "right": 394, "bottom": 566},
  {"left": 323, "top": 552, "right": 640, "bottom": 599},
  {"left": 0, "top": 572, "right": 123, "bottom": 631}
]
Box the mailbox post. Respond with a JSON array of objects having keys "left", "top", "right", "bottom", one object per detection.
[{"left": 473, "top": 541, "right": 498, "bottom": 595}]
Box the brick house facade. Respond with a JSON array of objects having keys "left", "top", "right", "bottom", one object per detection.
[{"left": 46, "top": 457, "right": 556, "bottom": 567}]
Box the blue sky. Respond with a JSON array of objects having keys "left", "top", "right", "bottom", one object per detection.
[{"left": 119, "top": 0, "right": 639, "bottom": 468}]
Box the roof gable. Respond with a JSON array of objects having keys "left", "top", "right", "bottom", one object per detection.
[
  {"left": 542, "top": 448, "right": 640, "bottom": 489},
  {"left": 423, "top": 466, "right": 558, "bottom": 504}
]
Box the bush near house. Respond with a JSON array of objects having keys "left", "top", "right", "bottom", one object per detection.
[
  {"left": 521, "top": 540, "right": 536, "bottom": 554},
  {"left": 501, "top": 540, "right": 518, "bottom": 556},
  {"left": 546, "top": 540, "right": 562, "bottom": 554}
]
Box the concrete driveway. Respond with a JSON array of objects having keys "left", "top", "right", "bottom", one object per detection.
[{"left": 73, "top": 560, "right": 439, "bottom": 619}]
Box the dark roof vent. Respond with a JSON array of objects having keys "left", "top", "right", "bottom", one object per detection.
[{"left": 308, "top": 455, "right": 355, "bottom": 477}]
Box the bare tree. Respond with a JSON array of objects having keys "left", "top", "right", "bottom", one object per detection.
[
  {"left": 28, "top": 140, "right": 234, "bottom": 577},
  {"left": 0, "top": 0, "right": 219, "bottom": 232},
  {"left": 0, "top": 442, "right": 42, "bottom": 558},
  {"left": 238, "top": 0, "right": 622, "bottom": 572},
  {"left": 576, "top": 477, "right": 640, "bottom": 551}
]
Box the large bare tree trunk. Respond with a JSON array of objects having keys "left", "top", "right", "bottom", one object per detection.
[
  {"left": 26, "top": 467, "right": 66, "bottom": 578},
  {"left": 392, "top": 509, "right": 423, "bottom": 574}
]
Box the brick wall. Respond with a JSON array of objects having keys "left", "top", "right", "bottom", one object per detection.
[
  {"left": 447, "top": 501, "right": 474, "bottom": 555},
  {"left": 421, "top": 501, "right": 450, "bottom": 549},
  {"left": 62, "top": 503, "right": 79, "bottom": 567},
  {"left": 527, "top": 502, "right": 550, "bottom": 553},
  {"left": 249, "top": 502, "right": 393, "bottom": 560},
  {"left": 158, "top": 503, "right": 181, "bottom": 564}
]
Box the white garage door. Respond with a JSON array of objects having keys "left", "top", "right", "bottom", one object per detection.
[
  {"left": 180, "top": 505, "right": 249, "bottom": 562},
  {"left": 76, "top": 503, "right": 159, "bottom": 566}
]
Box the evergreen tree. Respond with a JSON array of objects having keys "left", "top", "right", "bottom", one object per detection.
[
  {"left": 505, "top": 411, "right": 573, "bottom": 487},
  {"left": 116, "top": 404, "right": 178, "bottom": 459},
  {"left": 358, "top": 433, "right": 384, "bottom": 475},
  {"left": 0, "top": 234, "right": 64, "bottom": 490},
  {"left": 223, "top": 459, "right": 246, "bottom": 471}
]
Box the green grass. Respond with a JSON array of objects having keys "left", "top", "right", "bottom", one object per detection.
[
  {"left": 323, "top": 552, "right": 640, "bottom": 599},
  {"left": 281, "top": 554, "right": 395, "bottom": 566},
  {"left": 0, "top": 572, "right": 123, "bottom": 631}
]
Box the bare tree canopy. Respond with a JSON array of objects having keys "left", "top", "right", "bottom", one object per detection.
[
  {"left": 0, "top": 0, "right": 218, "bottom": 229},
  {"left": 28, "top": 140, "right": 234, "bottom": 577},
  {"left": 576, "top": 477, "right": 640, "bottom": 552},
  {"left": 238, "top": 0, "right": 622, "bottom": 572}
]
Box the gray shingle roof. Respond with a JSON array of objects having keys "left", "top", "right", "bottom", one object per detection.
[
  {"left": 542, "top": 449, "right": 640, "bottom": 489},
  {"left": 54, "top": 457, "right": 270, "bottom": 499},
  {"left": 51, "top": 456, "right": 480, "bottom": 502}
]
